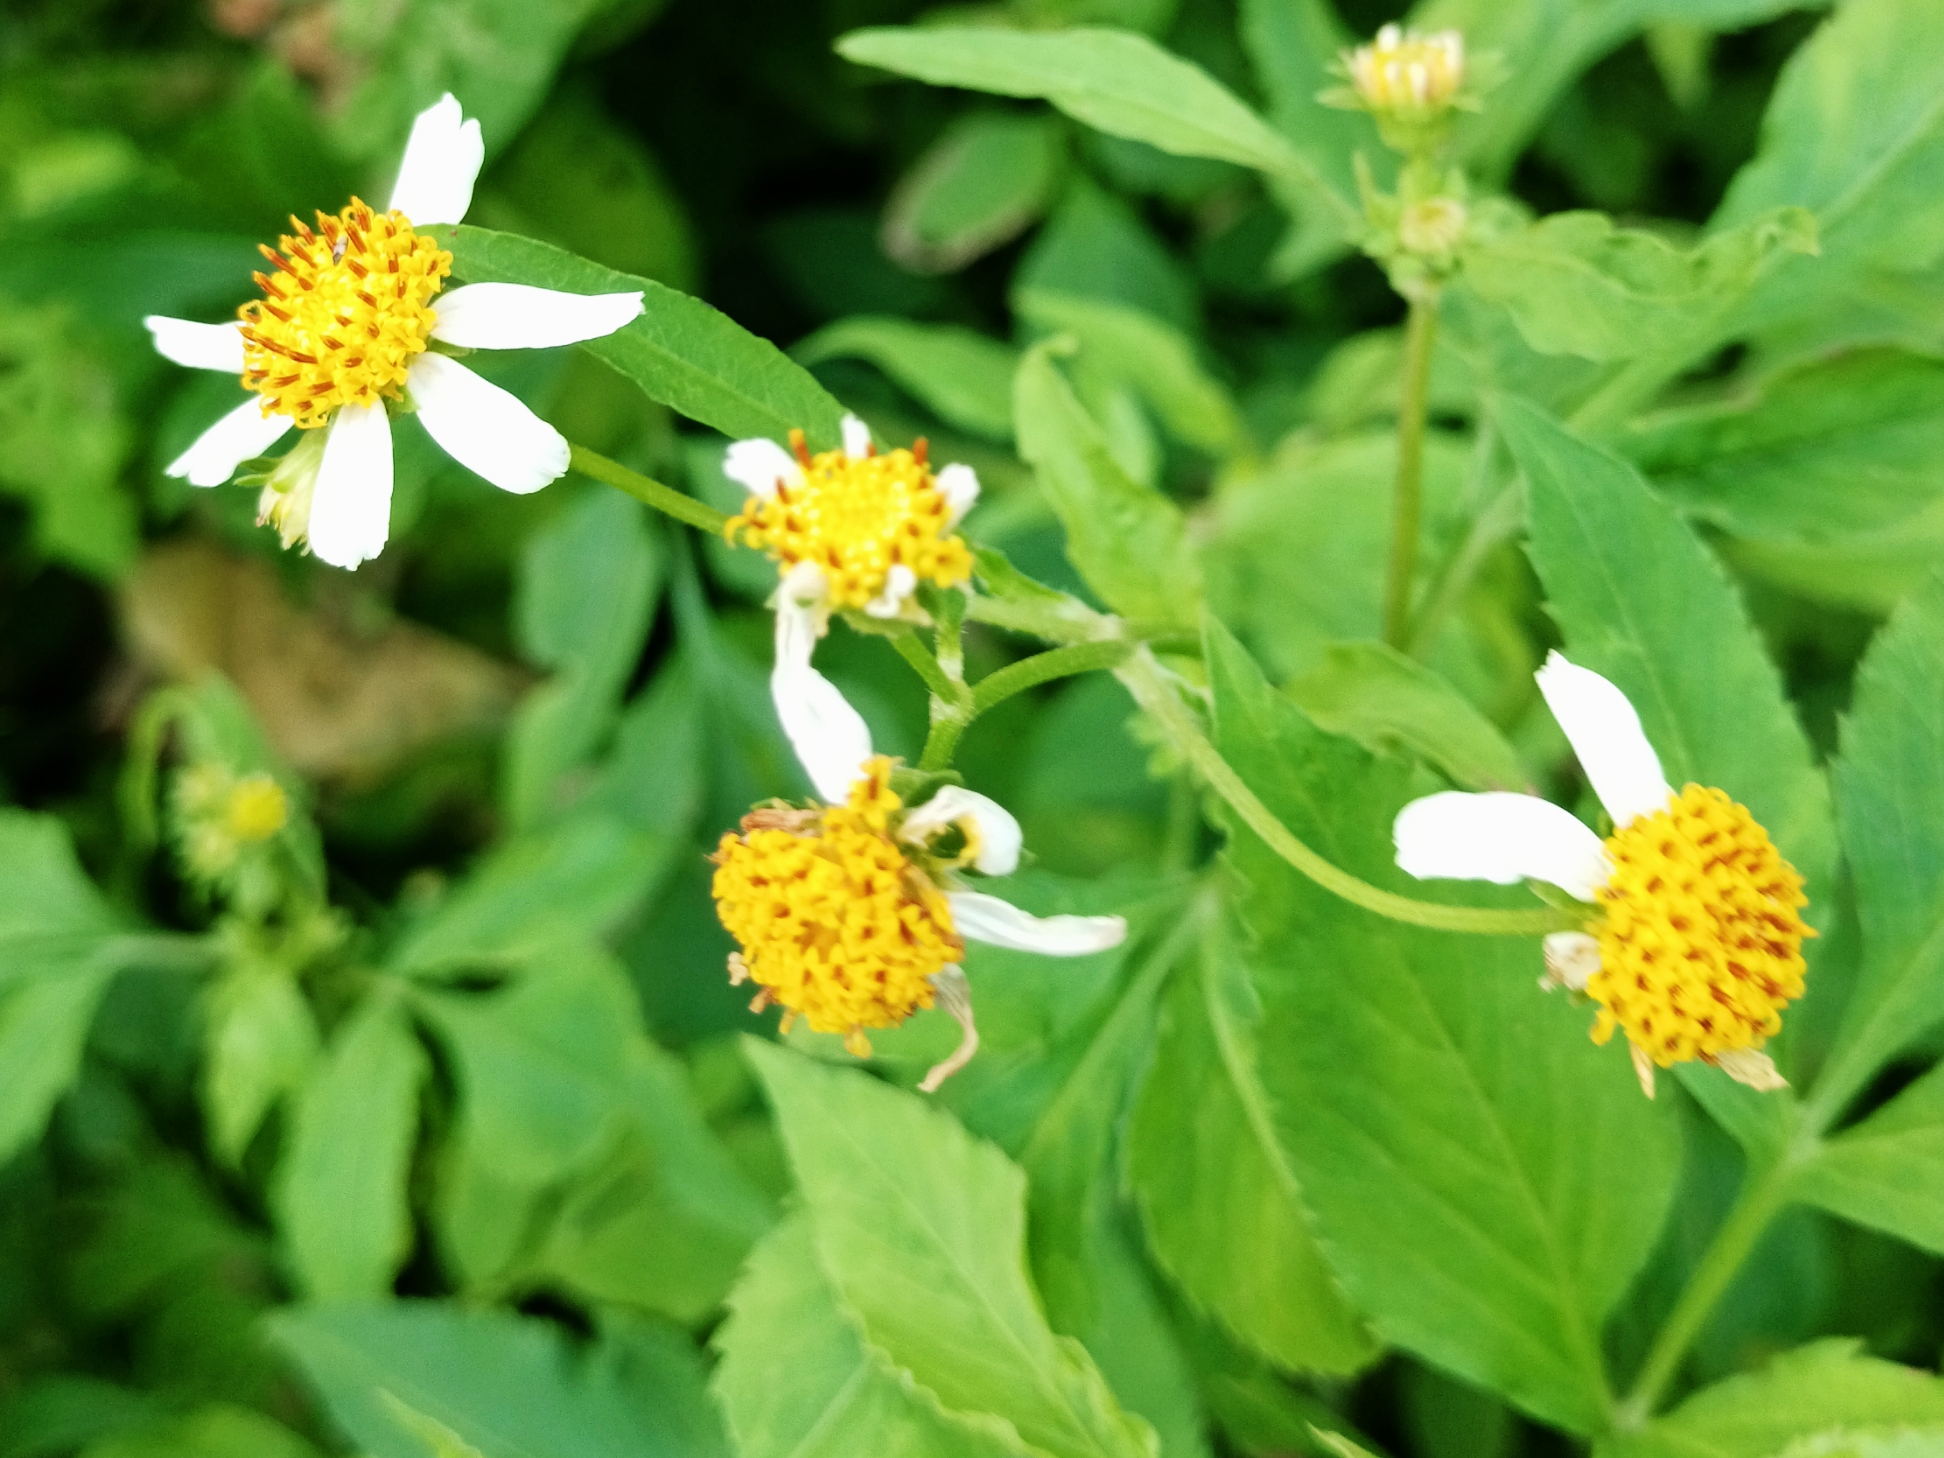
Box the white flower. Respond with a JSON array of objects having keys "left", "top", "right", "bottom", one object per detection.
[{"left": 145, "top": 94, "right": 645, "bottom": 570}]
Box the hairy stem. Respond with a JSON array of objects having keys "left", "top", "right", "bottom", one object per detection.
[
  {"left": 890, "top": 631, "right": 958, "bottom": 701},
  {"left": 1383, "top": 296, "right": 1440, "bottom": 649},
  {"left": 970, "top": 640, "right": 1133, "bottom": 715},
  {"left": 569, "top": 443, "right": 728, "bottom": 535}
]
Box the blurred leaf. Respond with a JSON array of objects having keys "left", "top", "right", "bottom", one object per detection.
[
  {"left": 746, "top": 1041, "right": 1157, "bottom": 1458},
  {"left": 1014, "top": 343, "right": 1201, "bottom": 629},
  {"left": 1017, "top": 181, "right": 1198, "bottom": 333},
  {"left": 434, "top": 225, "right": 846, "bottom": 448},
  {"left": 883, "top": 112, "right": 1064, "bottom": 274},
  {"left": 79, "top": 1405, "right": 319, "bottom": 1458},
  {"left": 1207, "top": 619, "right": 1678, "bottom": 1434},
  {"left": 0, "top": 1378, "right": 159, "bottom": 1458},
  {"left": 201, "top": 963, "right": 317, "bottom": 1167},
  {"left": 269, "top": 1301, "right": 729, "bottom": 1458},
  {"left": 796, "top": 318, "right": 1019, "bottom": 441},
  {"left": 1796, "top": 1058, "right": 1944, "bottom": 1255},
  {"left": 276, "top": 992, "right": 426, "bottom": 1301}
]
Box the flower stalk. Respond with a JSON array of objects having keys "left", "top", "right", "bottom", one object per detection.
[{"left": 1383, "top": 294, "right": 1440, "bottom": 648}]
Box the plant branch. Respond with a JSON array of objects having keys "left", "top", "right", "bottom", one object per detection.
[
  {"left": 890, "top": 631, "right": 958, "bottom": 701},
  {"left": 970, "top": 640, "right": 1133, "bottom": 716},
  {"left": 569, "top": 443, "right": 728, "bottom": 535},
  {"left": 1383, "top": 295, "right": 1440, "bottom": 649}
]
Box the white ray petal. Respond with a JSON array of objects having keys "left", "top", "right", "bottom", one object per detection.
[
  {"left": 1536, "top": 652, "right": 1672, "bottom": 829},
  {"left": 948, "top": 891, "right": 1126, "bottom": 956},
  {"left": 1393, "top": 790, "right": 1608, "bottom": 901},
  {"left": 306, "top": 402, "right": 393, "bottom": 570},
  {"left": 409, "top": 354, "right": 568, "bottom": 495},
  {"left": 145, "top": 316, "right": 245, "bottom": 373},
  {"left": 773, "top": 593, "right": 872, "bottom": 804},
  {"left": 1715, "top": 1047, "right": 1788, "bottom": 1092},
  {"left": 429, "top": 284, "right": 644, "bottom": 350},
  {"left": 898, "top": 787, "right": 1022, "bottom": 876},
  {"left": 724, "top": 437, "right": 802, "bottom": 501},
  {"left": 935, "top": 461, "right": 979, "bottom": 528},
  {"left": 841, "top": 413, "right": 872, "bottom": 460},
  {"left": 1542, "top": 932, "right": 1601, "bottom": 992},
  {"left": 166, "top": 398, "right": 293, "bottom": 487},
  {"left": 862, "top": 563, "right": 918, "bottom": 619},
  {"left": 386, "top": 93, "right": 484, "bottom": 227}
]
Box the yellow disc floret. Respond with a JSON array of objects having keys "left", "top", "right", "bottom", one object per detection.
[
  {"left": 711, "top": 756, "right": 963, "bottom": 1055},
  {"left": 1348, "top": 24, "right": 1465, "bottom": 112},
  {"left": 224, "top": 773, "right": 289, "bottom": 842},
  {"left": 239, "top": 198, "right": 450, "bottom": 429},
  {"left": 726, "top": 431, "right": 974, "bottom": 611},
  {"left": 1588, "top": 785, "right": 1812, "bottom": 1069}
]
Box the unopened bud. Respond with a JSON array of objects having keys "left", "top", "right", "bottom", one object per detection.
[{"left": 1348, "top": 25, "right": 1466, "bottom": 114}]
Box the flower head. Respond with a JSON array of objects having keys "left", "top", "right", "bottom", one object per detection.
[
  {"left": 146, "top": 94, "right": 646, "bottom": 570},
  {"left": 1393, "top": 653, "right": 1812, "bottom": 1098},
  {"left": 1346, "top": 24, "right": 1466, "bottom": 115},
  {"left": 723, "top": 413, "right": 978, "bottom": 624},
  {"left": 711, "top": 607, "right": 1121, "bottom": 1091},
  {"left": 174, "top": 764, "right": 289, "bottom": 882}
]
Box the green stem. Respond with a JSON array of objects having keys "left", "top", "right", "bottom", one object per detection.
[
  {"left": 569, "top": 443, "right": 727, "bottom": 535},
  {"left": 970, "top": 640, "right": 1133, "bottom": 715},
  {"left": 919, "top": 713, "right": 970, "bottom": 772},
  {"left": 890, "top": 631, "right": 957, "bottom": 701},
  {"left": 1118, "top": 649, "right": 1581, "bottom": 937},
  {"left": 1382, "top": 295, "right": 1440, "bottom": 650}
]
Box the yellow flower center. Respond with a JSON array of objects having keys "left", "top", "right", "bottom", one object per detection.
[
  {"left": 726, "top": 431, "right": 974, "bottom": 611},
  {"left": 239, "top": 198, "right": 450, "bottom": 430},
  {"left": 1349, "top": 26, "right": 1465, "bottom": 111},
  {"left": 224, "top": 773, "right": 289, "bottom": 842},
  {"left": 1588, "top": 785, "right": 1812, "bottom": 1069},
  {"left": 711, "top": 756, "right": 963, "bottom": 1056}
]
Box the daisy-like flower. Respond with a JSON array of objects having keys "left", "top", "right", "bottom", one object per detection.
[
  {"left": 710, "top": 607, "right": 1124, "bottom": 1091},
  {"left": 1345, "top": 24, "right": 1466, "bottom": 115},
  {"left": 1392, "top": 652, "right": 1813, "bottom": 1099},
  {"left": 722, "top": 413, "right": 978, "bottom": 639},
  {"left": 145, "top": 94, "right": 645, "bottom": 570}
]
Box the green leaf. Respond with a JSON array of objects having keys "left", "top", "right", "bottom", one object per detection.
[
  {"left": 713, "top": 1214, "right": 1032, "bottom": 1458},
  {"left": 1598, "top": 1340, "right": 1944, "bottom": 1458},
  {"left": 1287, "top": 642, "right": 1530, "bottom": 793},
  {"left": 1127, "top": 914, "right": 1374, "bottom": 1374},
  {"left": 1014, "top": 343, "right": 1201, "bottom": 629},
  {"left": 0, "top": 966, "right": 117, "bottom": 1164},
  {"left": 79, "top": 1405, "right": 319, "bottom": 1458},
  {"left": 1795, "top": 1059, "right": 1944, "bottom": 1255},
  {"left": 276, "top": 992, "right": 426, "bottom": 1300},
  {"left": 1460, "top": 208, "right": 1816, "bottom": 362},
  {"left": 746, "top": 1040, "right": 1157, "bottom": 1458},
  {"left": 269, "top": 1302, "right": 729, "bottom": 1458},
  {"left": 880, "top": 113, "right": 1066, "bottom": 275},
  {"left": 795, "top": 317, "right": 1020, "bottom": 441},
  {"left": 1206, "top": 619, "right": 1678, "bottom": 1434},
  {"left": 434, "top": 225, "right": 846, "bottom": 448},
  {"left": 201, "top": 963, "right": 318, "bottom": 1167}
]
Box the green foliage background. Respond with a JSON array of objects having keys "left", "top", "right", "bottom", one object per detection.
[{"left": 5, "top": 0, "right": 1944, "bottom": 1456}]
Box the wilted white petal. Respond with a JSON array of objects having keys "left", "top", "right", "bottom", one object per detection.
[
  {"left": 935, "top": 462, "right": 979, "bottom": 528},
  {"left": 1536, "top": 652, "right": 1672, "bottom": 829},
  {"left": 917, "top": 966, "right": 977, "bottom": 1094},
  {"left": 386, "top": 93, "right": 484, "bottom": 227},
  {"left": 1394, "top": 790, "right": 1609, "bottom": 901},
  {"left": 1542, "top": 932, "right": 1600, "bottom": 992},
  {"left": 841, "top": 413, "right": 872, "bottom": 459},
  {"left": 409, "top": 353, "right": 568, "bottom": 495},
  {"left": 429, "top": 284, "right": 644, "bottom": 350},
  {"left": 773, "top": 595, "right": 872, "bottom": 804},
  {"left": 863, "top": 563, "right": 918, "bottom": 619},
  {"left": 307, "top": 402, "right": 393, "bottom": 570},
  {"left": 1716, "top": 1048, "right": 1788, "bottom": 1092},
  {"left": 145, "top": 316, "right": 244, "bottom": 373},
  {"left": 948, "top": 891, "right": 1126, "bottom": 956},
  {"left": 898, "top": 787, "right": 1022, "bottom": 876},
  {"left": 1631, "top": 1044, "right": 1657, "bottom": 1100},
  {"left": 724, "top": 437, "right": 803, "bottom": 500},
  {"left": 166, "top": 398, "right": 293, "bottom": 487}
]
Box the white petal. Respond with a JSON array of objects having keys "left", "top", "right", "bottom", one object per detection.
[
  {"left": 898, "top": 787, "right": 1022, "bottom": 876},
  {"left": 429, "top": 284, "right": 644, "bottom": 350},
  {"left": 1716, "top": 1048, "right": 1788, "bottom": 1092},
  {"left": 772, "top": 595, "right": 872, "bottom": 804},
  {"left": 307, "top": 402, "right": 394, "bottom": 570},
  {"left": 166, "top": 398, "right": 293, "bottom": 487},
  {"left": 409, "top": 354, "right": 567, "bottom": 494},
  {"left": 386, "top": 93, "right": 484, "bottom": 227},
  {"left": 1542, "top": 932, "right": 1600, "bottom": 992},
  {"left": 948, "top": 892, "right": 1126, "bottom": 956},
  {"left": 935, "top": 461, "right": 979, "bottom": 528},
  {"left": 863, "top": 563, "right": 918, "bottom": 619},
  {"left": 917, "top": 967, "right": 976, "bottom": 1094},
  {"left": 841, "top": 413, "right": 872, "bottom": 460},
  {"left": 1393, "top": 790, "right": 1608, "bottom": 901},
  {"left": 724, "top": 437, "right": 803, "bottom": 501},
  {"left": 1536, "top": 652, "right": 1672, "bottom": 829},
  {"left": 146, "top": 316, "right": 244, "bottom": 373}
]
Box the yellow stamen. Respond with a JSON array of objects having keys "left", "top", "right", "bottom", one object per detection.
[
  {"left": 224, "top": 773, "right": 288, "bottom": 842},
  {"left": 1588, "top": 785, "right": 1812, "bottom": 1070},
  {"left": 711, "top": 756, "right": 963, "bottom": 1039},
  {"left": 725, "top": 430, "right": 974, "bottom": 611},
  {"left": 1348, "top": 25, "right": 1465, "bottom": 112},
  {"left": 238, "top": 198, "right": 450, "bottom": 429}
]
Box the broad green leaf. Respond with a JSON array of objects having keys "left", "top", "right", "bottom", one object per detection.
[
  {"left": 880, "top": 113, "right": 1065, "bottom": 275},
  {"left": 201, "top": 963, "right": 318, "bottom": 1167},
  {"left": 276, "top": 992, "right": 426, "bottom": 1300},
  {"left": 1288, "top": 642, "right": 1530, "bottom": 793},
  {"left": 433, "top": 225, "right": 846, "bottom": 448},
  {"left": 0, "top": 809, "right": 118, "bottom": 951},
  {"left": 1015, "top": 288, "right": 1243, "bottom": 455},
  {"left": 713, "top": 1215, "right": 1031, "bottom": 1458},
  {"left": 1460, "top": 208, "right": 1815, "bottom": 362},
  {"left": 80, "top": 1405, "right": 319, "bottom": 1458},
  {"left": 1795, "top": 1059, "right": 1944, "bottom": 1254},
  {"left": 269, "top": 1302, "right": 729, "bottom": 1458},
  {"left": 795, "top": 318, "right": 1019, "bottom": 441},
  {"left": 1016, "top": 180, "right": 1198, "bottom": 333},
  {"left": 0, "top": 1377, "right": 158, "bottom": 1458},
  {"left": 1127, "top": 915, "right": 1374, "bottom": 1374},
  {"left": 1598, "top": 1340, "right": 1944, "bottom": 1458},
  {"left": 1014, "top": 344, "right": 1201, "bottom": 629},
  {"left": 1816, "top": 573, "right": 1944, "bottom": 1116},
  {"left": 1207, "top": 619, "right": 1678, "bottom": 1434},
  {"left": 746, "top": 1040, "right": 1157, "bottom": 1458},
  {"left": 0, "top": 967, "right": 116, "bottom": 1164}
]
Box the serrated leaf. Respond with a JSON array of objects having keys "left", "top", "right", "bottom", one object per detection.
[
  {"left": 1794, "top": 1058, "right": 1944, "bottom": 1254},
  {"left": 796, "top": 318, "right": 1019, "bottom": 440}
]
